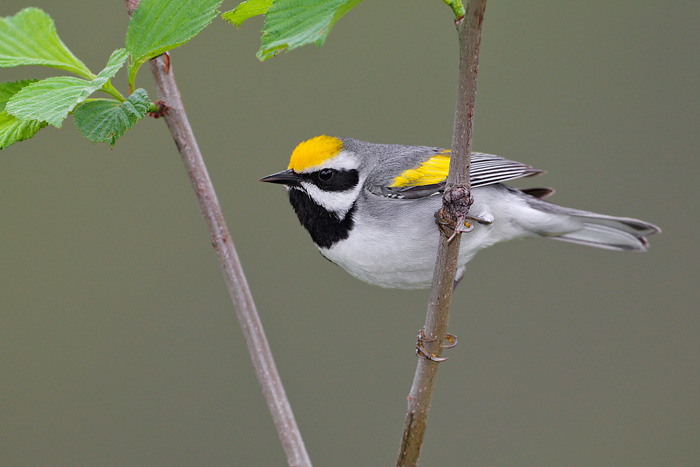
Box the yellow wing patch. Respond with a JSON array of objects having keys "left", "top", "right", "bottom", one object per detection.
[
  {"left": 388, "top": 150, "right": 451, "bottom": 187},
  {"left": 288, "top": 135, "right": 343, "bottom": 172}
]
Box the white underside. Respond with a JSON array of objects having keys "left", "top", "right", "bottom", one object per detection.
[{"left": 318, "top": 185, "right": 580, "bottom": 289}]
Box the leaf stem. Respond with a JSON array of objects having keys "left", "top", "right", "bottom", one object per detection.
[
  {"left": 396, "top": 1, "right": 487, "bottom": 466},
  {"left": 81, "top": 98, "right": 117, "bottom": 104},
  {"left": 442, "top": 0, "right": 466, "bottom": 19},
  {"left": 100, "top": 81, "right": 126, "bottom": 101}
]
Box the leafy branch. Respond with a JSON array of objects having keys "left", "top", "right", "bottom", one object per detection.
[
  {"left": 2, "top": 0, "right": 315, "bottom": 464},
  {"left": 2, "top": 0, "right": 368, "bottom": 150},
  {"left": 122, "top": 1, "right": 313, "bottom": 466},
  {"left": 0, "top": 1, "right": 223, "bottom": 150},
  {"left": 0, "top": 8, "right": 138, "bottom": 148}
]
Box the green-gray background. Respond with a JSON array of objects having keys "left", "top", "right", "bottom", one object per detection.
[{"left": 2, "top": 1, "right": 698, "bottom": 465}]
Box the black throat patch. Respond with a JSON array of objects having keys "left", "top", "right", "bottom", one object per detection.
[{"left": 287, "top": 188, "right": 356, "bottom": 249}]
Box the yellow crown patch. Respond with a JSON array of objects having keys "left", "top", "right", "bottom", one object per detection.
[
  {"left": 288, "top": 135, "right": 343, "bottom": 172},
  {"left": 389, "top": 150, "right": 451, "bottom": 187}
]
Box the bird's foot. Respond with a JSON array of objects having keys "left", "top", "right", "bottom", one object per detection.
[
  {"left": 435, "top": 209, "right": 473, "bottom": 242},
  {"left": 415, "top": 328, "right": 458, "bottom": 362},
  {"left": 435, "top": 209, "right": 491, "bottom": 242}
]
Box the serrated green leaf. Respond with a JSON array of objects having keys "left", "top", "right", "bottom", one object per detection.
[
  {"left": 0, "top": 110, "right": 47, "bottom": 150},
  {"left": 126, "top": 0, "right": 223, "bottom": 88},
  {"left": 0, "top": 79, "right": 46, "bottom": 149},
  {"left": 94, "top": 49, "right": 129, "bottom": 86},
  {"left": 73, "top": 89, "right": 150, "bottom": 147},
  {"left": 257, "top": 0, "right": 363, "bottom": 61},
  {"left": 0, "top": 79, "right": 38, "bottom": 112},
  {"left": 222, "top": 0, "right": 273, "bottom": 27},
  {"left": 6, "top": 77, "right": 94, "bottom": 127},
  {"left": 0, "top": 8, "right": 93, "bottom": 79},
  {"left": 5, "top": 49, "right": 128, "bottom": 128}
]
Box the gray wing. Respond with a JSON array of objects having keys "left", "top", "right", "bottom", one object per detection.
[{"left": 367, "top": 152, "right": 543, "bottom": 200}]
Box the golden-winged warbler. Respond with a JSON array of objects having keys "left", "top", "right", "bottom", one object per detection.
[{"left": 260, "top": 136, "right": 660, "bottom": 289}]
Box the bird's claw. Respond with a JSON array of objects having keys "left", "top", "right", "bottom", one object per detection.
[
  {"left": 442, "top": 332, "right": 458, "bottom": 349},
  {"left": 415, "top": 328, "right": 458, "bottom": 362},
  {"left": 435, "top": 209, "right": 491, "bottom": 242},
  {"left": 467, "top": 213, "right": 493, "bottom": 226}
]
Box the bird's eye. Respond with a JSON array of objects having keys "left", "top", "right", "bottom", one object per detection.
[{"left": 318, "top": 169, "right": 335, "bottom": 181}]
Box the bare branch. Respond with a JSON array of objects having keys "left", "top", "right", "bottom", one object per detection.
[
  {"left": 396, "top": 2, "right": 487, "bottom": 466},
  {"left": 123, "top": 2, "right": 312, "bottom": 466}
]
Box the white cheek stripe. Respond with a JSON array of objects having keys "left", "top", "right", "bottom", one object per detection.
[{"left": 300, "top": 173, "right": 365, "bottom": 217}]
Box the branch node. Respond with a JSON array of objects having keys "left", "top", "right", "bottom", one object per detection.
[
  {"left": 149, "top": 100, "right": 169, "bottom": 119},
  {"left": 435, "top": 185, "right": 475, "bottom": 241},
  {"left": 443, "top": 184, "right": 474, "bottom": 222}
]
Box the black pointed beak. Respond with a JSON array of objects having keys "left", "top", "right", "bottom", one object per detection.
[{"left": 259, "top": 169, "right": 301, "bottom": 186}]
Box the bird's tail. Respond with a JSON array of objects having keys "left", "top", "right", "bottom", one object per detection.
[{"left": 521, "top": 191, "right": 661, "bottom": 251}]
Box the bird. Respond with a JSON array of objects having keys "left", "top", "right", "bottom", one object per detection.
[{"left": 260, "top": 135, "right": 660, "bottom": 290}]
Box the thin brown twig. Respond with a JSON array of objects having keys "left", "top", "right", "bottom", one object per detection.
[
  {"left": 123, "top": 2, "right": 312, "bottom": 466},
  {"left": 396, "top": 2, "right": 487, "bottom": 466}
]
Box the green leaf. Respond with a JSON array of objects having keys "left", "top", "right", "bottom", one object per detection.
[
  {"left": 257, "top": 0, "right": 363, "bottom": 61},
  {"left": 6, "top": 77, "right": 96, "bottom": 128},
  {"left": 94, "top": 49, "right": 129, "bottom": 85},
  {"left": 73, "top": 89, "right": 150, "bottom": 147},
  {"left": 222, "top": 0, "right": 273, "bottom": 27},
  {"left": 0, "top": 79, "right": 37, "bottom": 112},
  {"left": 0, "top": 80, "right": 46, "bottom": 150},
  {"left": 0, "top": 111, "right": 47, "bottom": 150},
  {"left": 0, "top": 8, "right": 93, "bottom": 79},
  {"left": 126, "top": 0, "right": 223, "bottom": 88},
  {"left": 5, "top": 49, "right": 128, "bottom": 128}
]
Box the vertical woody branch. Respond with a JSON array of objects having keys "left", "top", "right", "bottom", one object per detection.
[
  {"left": 123, "top": 2, "right": 312, "bottom": 466},
  {"left": 396, "top": 1, "right": 487, "bottom": 466}
]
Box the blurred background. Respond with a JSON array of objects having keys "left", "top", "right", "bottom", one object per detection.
[{"left": 2, "top": 1, "right": 698, "bottom": 465}]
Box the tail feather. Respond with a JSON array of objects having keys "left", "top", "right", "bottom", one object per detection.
[
  {"left": 522, "top": 194, "right": 661, "bottom": 252},
  {"left": 552, "top": 220, "right": 653, "bottom": 251}
]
